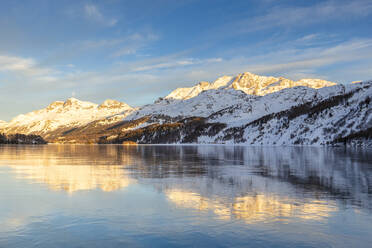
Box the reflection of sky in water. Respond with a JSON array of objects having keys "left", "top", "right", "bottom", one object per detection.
[{"left": 0, "top": 145, "right": 372, "bottom": 247}]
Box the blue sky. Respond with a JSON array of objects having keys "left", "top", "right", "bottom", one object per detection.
[{"left": 0, "top": 0, "right": 372, "bottom": 120}]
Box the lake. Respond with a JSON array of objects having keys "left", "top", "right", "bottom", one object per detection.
[{"left": 0, "top": 145, "right": 372, "bottom": 247}]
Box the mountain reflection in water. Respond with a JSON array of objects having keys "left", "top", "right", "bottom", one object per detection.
[
  {"left": 166, "top": 190, "right": 337, "bottom": 222},
  {"left": 0, "top": 145, "right": 371, "bottom": 247}
]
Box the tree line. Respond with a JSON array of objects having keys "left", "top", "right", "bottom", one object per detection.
[{"left": 0, "top": 133, "right": 46, "bottom": 144}]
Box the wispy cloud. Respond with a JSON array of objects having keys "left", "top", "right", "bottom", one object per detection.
[
  {"left": 84, "top": 4, "right": 117, "bottom": 27},
  {"left": 295, "top": 34, "right": 319, "bottom": 43},
  {"left": 79, "top": 38, "right": 124, "bottom": 50},
  {"left": 203, "top": 39, "right": 372, "bottom": 82},
  {"left": 250, "top": 0, "right": 372, "bottom": 29},
  {"left": 35, "top": 31, "right": 160, "bottom": 67},
  {"left": 111, "top": 32, "right": 159, "bottom": 57},
  {"left": 210, "top": 0, "right": 372, "bottom": 38},
  {"left": 0, "top": 55, "right": 57, "bottom": 81},
  {"left": 33, "top": 38, "right": 370, "bottom": 104},
  {"left": 5, "top": 38, "right": 372, "bottom": 89},
  {"left": 0, "top": 55, "right": 34, "bottom": 72},
  {"left": 132, "top": 57, "right": 223, "bottom": 72},
  {"left": 3, "top": 37, "right": 372, "bottom": 87}
]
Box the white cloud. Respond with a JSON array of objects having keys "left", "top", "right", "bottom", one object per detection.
[
  {"left": 111, "top": 33, "right": 160, "bottom": 58},
  {"left": 0, "top": 55, "right": 56, "bottom": 79},
  {"left": 34, "top": 31, "right": 160, "bottom": 67},
  {"left": 131, "top": 57, "right": 223, "bottom": 72},
  {"left": 84, "top": 4, "right": 117, "bottom": 27},
  {"left": 80, "top": 38, "right": 124, "bottom": 50},
  {"left": 296, "top": 34, "right": 319, "bottom": 42},
  {"left": 0, "top": 56, "right": 33, "bottom": 72},
  {"left": 113, "top": 47, "right": 137, "bottom": 57}
]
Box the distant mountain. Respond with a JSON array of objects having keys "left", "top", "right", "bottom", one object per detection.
[
  {"left": 0, "top": 120, "right": 7, "bottom": 128},
  {"left": 1, "top": 72, "right": 371, "bottom": 146},
  {"left": 165, "top": 72, "right": 336, "bottom": 100},
  {"left": 2, "top": 97, "right": 133, "bottom": 140}
]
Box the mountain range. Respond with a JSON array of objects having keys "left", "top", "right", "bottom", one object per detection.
[{"left": 1, "top": 72, "right": 371, "bottom": 146}]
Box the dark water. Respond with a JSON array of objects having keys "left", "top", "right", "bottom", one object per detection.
[{"left": 0, "top": 145, "right": 372, "bottom": 248}]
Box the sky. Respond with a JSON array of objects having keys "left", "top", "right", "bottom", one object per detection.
[{"left": 0, "top": 0, "right": 372, "bottom": 121}]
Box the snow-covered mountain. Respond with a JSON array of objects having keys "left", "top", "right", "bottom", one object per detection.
[
  {"left": 0, "top": 120, "right": 7, "bottom": 129},
  {"left": 93, "top": 78, "right": 370, "bottom": 146},
  {"left": 1, "top": 72, "right": 371, "bottom": 146},
  {"left": 2, "top": 98, "right": 133, "bottom": 139},
  {"left": 123, "top": 72, "right": 337, "bottom": 121},
  {"left": 208, "top": 82, "right": 372, "bottom": 145},
  {"left": 165, "top": 72, "right": 336, "bottom": 100}
]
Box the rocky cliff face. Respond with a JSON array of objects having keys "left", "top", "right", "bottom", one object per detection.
[{"left": 1, "top": 72, "right": 371, "bottom": 146}]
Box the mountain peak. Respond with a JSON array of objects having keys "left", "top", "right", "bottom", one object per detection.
[
  {"left": 0, "top": 120, "right": 7, "bottom": 128},
  {"left": 101, "top": 99, "right": 120, "bottom": 104},
  {"left": 5, "top": 97, "right": 134, "bottom": 135},
  {"left": 46, "top": 101, "right": 64, "bottom": 110},
  {"left": 63, "top": 98, "right": 96, "bottom": 109},
  {"left": 64, "top": 97, "right": 82, "bottom": 105},
  {"left": 198, "top": 81, "right": 210, "bottom": 87},
  {"left": 165, "top": 72, "right": 337, "bottom": 100},
  {"left": 98, "top": 99, "right": 132, "bottom": 110}
]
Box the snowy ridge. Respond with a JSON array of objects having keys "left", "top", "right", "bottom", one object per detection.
[
  {"left": 0, "top": 120, "right": 7, "bottom": 127},
  {"left": 127, "top": 88, "right": 256, "bottom": 121},
  {"left": 165, "top": 72, "right": 336, "bottom": 100},
  {"left": 125, "top": 82, "right": 340, "bottom": 127},
  {"left": 209, "top": 85, "right": 346, "bottom": 127},
  {"left": 3, "top": 97, "right": 133, "bottom": 135}
]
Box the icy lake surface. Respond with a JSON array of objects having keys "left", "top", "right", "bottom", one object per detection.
[{"left": 0, "top": 145, "right": 372, "bottom": 247}]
